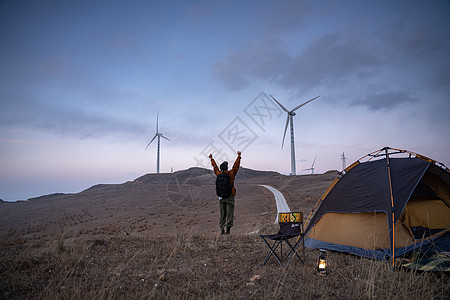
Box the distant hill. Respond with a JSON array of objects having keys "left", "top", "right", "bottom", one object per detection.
[{"left": 0, "top": 167, "right": 337, "bottom": 242}]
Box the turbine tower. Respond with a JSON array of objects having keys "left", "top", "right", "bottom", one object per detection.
[
  {"left": 145, "top": 113, "right": 170, "bottom": 174},
  {"left": 341, "top": 152, "right": 347, "bottom": 171},
  {"left": 270, "top": 95, "right": 320, "bottom": 175},
  {"left": 303, "top": 156, "right": 317, "bottom": 175}
]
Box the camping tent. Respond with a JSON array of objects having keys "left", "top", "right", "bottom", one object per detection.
[{"left": 304, "top": 147, "right": 450, "bottom": 266}]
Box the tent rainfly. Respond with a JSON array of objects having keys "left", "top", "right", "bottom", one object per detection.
[{"left": 304, "top": 147, "right": 450, "bottom": 267}]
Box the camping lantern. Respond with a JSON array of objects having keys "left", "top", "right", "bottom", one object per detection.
[{"left": 317, "top": 249, "right": 328, "bottom": 276}]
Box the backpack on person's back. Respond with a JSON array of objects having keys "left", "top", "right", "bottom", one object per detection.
[{"left": 215, "top": 172, "right": 232, "bottom": 198}]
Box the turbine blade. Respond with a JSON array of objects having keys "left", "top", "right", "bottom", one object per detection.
[
  {"left": 312, "top": 156, "right": 317, "bottom": 167},
  {"left": 145, "top": 134, "right": 158, "bottom": 149},
  {"left": 161, "top": 134, "right": 171, "bottom": 141},
  {"left": 291, "top": 95, "right": 321, "bottom": 112},
  {"left": 270, "top": 95, "right": 289, "bottom": 112},
  {"left": 156, "top": 113, "right": 159, "bottom": 133},
  {"left": 281, "top": 115, "right": 289, "bottom": 149}
]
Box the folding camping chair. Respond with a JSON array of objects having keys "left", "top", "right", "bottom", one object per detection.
[{"left": 260, "top": 212, "right": 305, "bottom": 267}]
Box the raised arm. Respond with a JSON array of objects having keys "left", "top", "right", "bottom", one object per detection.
[
  {"left": 209, "top": 154, "right": 220, "bottom": 176},
  {"left": 231, "top": 151, "right": 241, "bottom": 175}
]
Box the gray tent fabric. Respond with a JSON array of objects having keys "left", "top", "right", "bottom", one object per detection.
[{"left": 390, "top": 158, "right": 431, "bottom": 222}]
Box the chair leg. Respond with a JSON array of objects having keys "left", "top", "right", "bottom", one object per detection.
[
  {"left": 303, "top": 236, "right": 305, "bottom": 262},
  {"left": 284, "top": 235, "right": 305, "bottom": 266},
  {"left": 260, "top": 237, "right": 284, "bottom": 267},
  {"left": 261, "top": 239, "right": 275, "bottom": 265}
]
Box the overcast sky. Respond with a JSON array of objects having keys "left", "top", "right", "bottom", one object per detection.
[{"left": 1, "top": 0, "right": 449, "bottom": 201}]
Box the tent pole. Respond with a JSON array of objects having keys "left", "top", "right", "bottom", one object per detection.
[{"left": 385, "top": 147, "right": 396, "bottom": 268}]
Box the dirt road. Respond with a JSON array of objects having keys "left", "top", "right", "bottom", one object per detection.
[{"left": 259, "top": 185, "right": 290, "bottom": 223}]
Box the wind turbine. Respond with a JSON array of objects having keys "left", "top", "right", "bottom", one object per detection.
[
  {"left": 270, "top": 95, "right": 320, "bottom": 175},
  {"left": 303, "top": 156, "right": 317, "bottom": 175},
  {"left": 145, "top": 113, "right": 170, "bottom": 174}
]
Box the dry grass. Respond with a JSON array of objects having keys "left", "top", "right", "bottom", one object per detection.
[
  {"left": 1, "top": 232, "right": 448, "bottom": 300},
  {"left": 1, "top": 169, "right": 448, "bottom": 298}
]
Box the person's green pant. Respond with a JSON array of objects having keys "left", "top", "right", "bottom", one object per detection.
[{"left": 219, "top": 196, "right": 234, "bottom": 229}]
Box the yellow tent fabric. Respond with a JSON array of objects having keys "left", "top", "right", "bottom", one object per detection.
[
  {"left": 307, "top": 198, "right": 450, "bottom": 250},
  {"left": 400, "top": 199, "right": 450, "bottom": 230},
  {"left": 307, "top": 212, "right": 413, "bottom": 249},
  {"left": 421, "top": 172, "right": 450, "bottom": 207}
]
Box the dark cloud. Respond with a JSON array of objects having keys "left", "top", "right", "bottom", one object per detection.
[
  {"left": 248, "top": 39, "right": 291, "bottom": 81},
  {"left": 213, "top": 38, "right": 290, "bottom": 90},
  {"left": 213, "top": 53, "right": 250, "bottom": 90},
  {"left": 351, "top": 91, "right": 417, "bottom": 111},
  {"left": 279, "top": 34, "right": 380, "bottom": 88},
  {"left": 381, "top": 5, "right": 450, "bottom": 60},
  {"left": 213, "top": 1, "right": 450, "bottom": 97},
  {"left": 213, "top": 33, "right": 380, "bottom": 91}
]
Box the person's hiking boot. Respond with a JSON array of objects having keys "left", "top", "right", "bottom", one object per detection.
[
  {"left": 221, "top": 227, "right": 225, "bottom": 235},
  {"left": 226, "top": 227, "right": 231, "bottom": 234}
]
